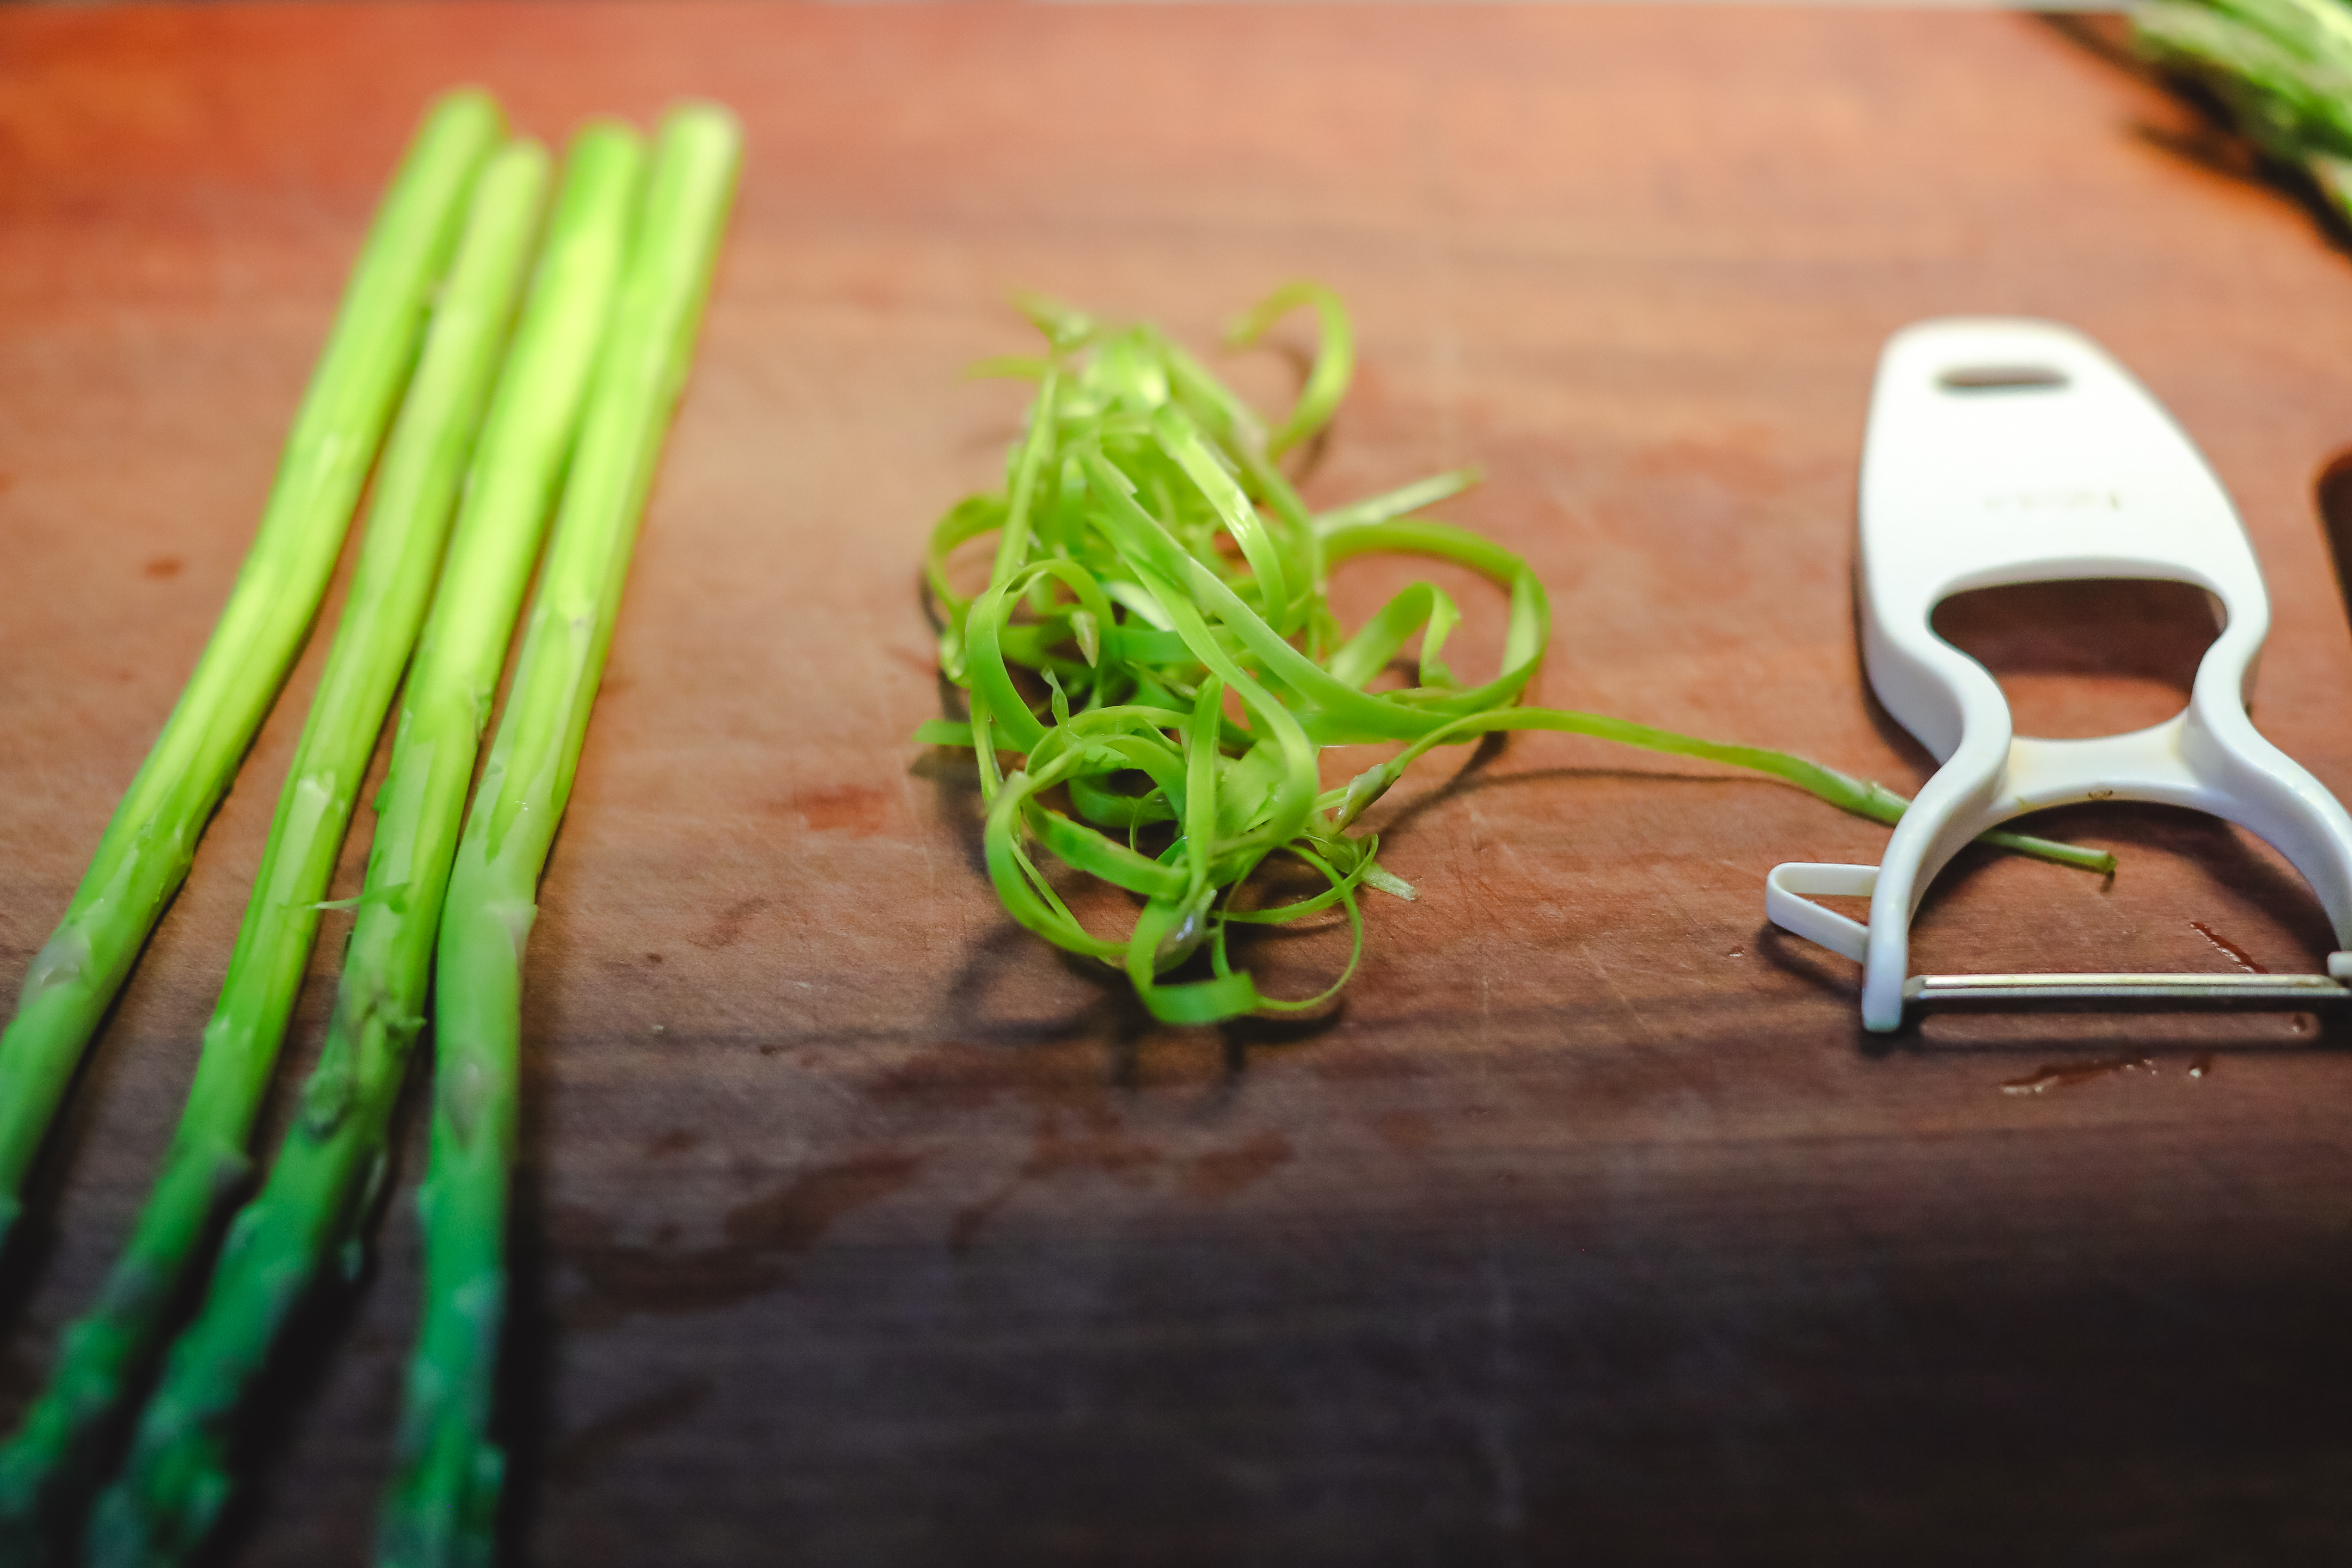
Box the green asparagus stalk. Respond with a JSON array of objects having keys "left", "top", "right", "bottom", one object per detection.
[
  {"left": 2133, "top": 0, "right": 2352, "bottom": 218},
  {"left": 82, "top": 125, "right": 648, "bottom": 1568},
  {"left": 376, "top": 103, "right": 740, "bottom": 1568},
  {"left": 0, "top": 91, "right": 502, "bottom": 1253},
  {"left": 0, "top": 135, "right": 546, "bottom": 1559}
]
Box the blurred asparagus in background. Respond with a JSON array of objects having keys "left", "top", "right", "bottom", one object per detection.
[{"left": 2133, "top": 0, "right": 2352, "bottom": 211}]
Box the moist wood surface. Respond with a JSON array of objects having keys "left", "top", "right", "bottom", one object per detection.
[{"left": 6, "top": 6, "right": 2352, "bottom": 1563}]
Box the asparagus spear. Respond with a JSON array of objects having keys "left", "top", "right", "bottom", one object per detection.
[
  {"left": 0, "top": 90, "right": 502, "bottom": 1253},
  {"left": 2134, "top": 0, "right": 2352, "bottom": 215},
  {"left": 83, "top": 124, "right": 647, "bottom": 1568},
  {"left": 0, "top": 134, "right": 547, "bottom": 1559},
  {"left": 376, "top": 102, "right": 741, "bottom": 1568}
]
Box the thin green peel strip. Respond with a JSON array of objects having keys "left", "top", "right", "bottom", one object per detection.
[{"left": 921, "top": 290, "right": 2115, "bottom": 1026}]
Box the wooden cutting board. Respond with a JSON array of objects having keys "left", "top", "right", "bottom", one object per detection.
[{"left": 7, "top": 5, "right": 2352, "bottom": 1562}]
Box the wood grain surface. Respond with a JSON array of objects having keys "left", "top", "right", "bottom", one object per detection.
[{"left": 7, "top": 5, "right": 2352, "bottom": 1564}]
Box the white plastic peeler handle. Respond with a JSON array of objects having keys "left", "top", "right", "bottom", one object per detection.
[
  {"left": 1764, "top": 863, "right": 1877, "bottom": 963},
  {"left": 1769, "top": 318, "right": 2352, "bottom": 1030}
]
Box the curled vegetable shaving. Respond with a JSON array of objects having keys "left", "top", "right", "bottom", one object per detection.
[{"left": 918, "top": 285, "right": 2113, "bottom": 1025}]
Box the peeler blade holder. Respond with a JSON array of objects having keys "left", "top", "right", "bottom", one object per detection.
[{"left": 1765, "top": 318, "right": 2352, "bottom": 1032}]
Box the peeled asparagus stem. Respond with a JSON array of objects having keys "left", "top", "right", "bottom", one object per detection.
[
  {"left": 81, "top": 122, "right": 652, "bottom": 1568},
  {"left": 0, "top": 135, "right": 548, "bottom": 1561},
  {"left": 0, "top": 92, "right": 503, "bottom": 1256},
  {"left": 376, "top": 103, "right": 740, "bottom": 1568}
]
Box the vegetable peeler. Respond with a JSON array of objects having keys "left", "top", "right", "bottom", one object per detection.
[{"left": 1765, "top": 318, "right": 2352, "bottom": 1032}]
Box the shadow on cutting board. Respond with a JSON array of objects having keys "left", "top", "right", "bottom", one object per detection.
[{"left": 2312, "top": 447, "right": 2352, "bottom": 644}]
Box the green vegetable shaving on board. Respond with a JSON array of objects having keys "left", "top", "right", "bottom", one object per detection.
[
  {"left": 0, "top": 89, "right": 503, "bottom": 1259},
  {"left": 85, "top": 122, "right": 641, "bottom": 1568},
  {"left": 918, "top": 286, "right": 2113, "bottom": 1026},
  {"left": 377, "top": 102, "right": 741, "bottom": 1568}
]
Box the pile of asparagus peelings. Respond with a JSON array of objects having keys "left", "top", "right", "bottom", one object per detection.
[{"left": 0, "top": 90, "right": 741, "bottom": 1567}]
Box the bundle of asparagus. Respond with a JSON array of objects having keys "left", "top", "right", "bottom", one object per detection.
[
  {"left": 2133, "top": 0, "right": 2352, "bottom": 210},
  {"left": 0, "top": 90, "right": 739, "bottom": 1568}
]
